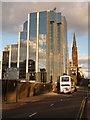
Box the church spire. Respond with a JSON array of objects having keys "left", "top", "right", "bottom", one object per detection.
[
  {"left": 72, "top": 32, "right": 78, "bottom": 68},
  {"left": 73, "top": 32, "right": 76, "bottom": 47}
]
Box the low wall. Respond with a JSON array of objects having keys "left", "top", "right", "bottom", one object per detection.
[
  {"left": 2, "top": 80, "right": 17, "bottom": 101},
  {"left": 52, "top": 82, "right": 59, "bottom": 92},
  {"left": 2, "top": 80, "right": 52, "bottom": 102}
]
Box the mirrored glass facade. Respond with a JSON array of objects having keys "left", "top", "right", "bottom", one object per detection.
[
  {"left": 57, "top": 23, "right": 60, "bottom": 78},
  {"left": 29, "top": 13, "right": 37, "bottom": 61},
  {"left": 26, "top": 10, "right": 68, "bottom": 82},
  {"left": 62, "top": 16, "right": 68, "bottom": 74},
  {"left": 50, "top": 21, "right": 54, "bottom": 78},
  {"left": 11, "top": 44, "right": 18, "bottom": 68},
  {"left": 23, "top": 21, "right": 28, "bottom": 32},
  {"left": 39, "top": 11, "right": 46, "bottom": 70},
  {"left": 18, "top": 21, "right": 28, "bottom": 79},
  {"left": 19, "top": 20, "right": 28, "bottom": 63},
  {"left": 2, "top": 10, "right": 68, "bottom": 82}
]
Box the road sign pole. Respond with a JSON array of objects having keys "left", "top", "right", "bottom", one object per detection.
[
  {"left": 6, "top": 79, "right": 8, "bottom": 101},
  {"left": 16, "top": 79, "right": 18, "bottom": 103},
  {"left": 16, "top": 68, "right": 19, "bottom": 103}
]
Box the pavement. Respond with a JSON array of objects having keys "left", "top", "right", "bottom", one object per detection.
[
  {"left": 2, "top": 91, "right": 58, "bottom": 110},
  {"left": 1, "top": 87, "right": 90, "bottom": 120}
]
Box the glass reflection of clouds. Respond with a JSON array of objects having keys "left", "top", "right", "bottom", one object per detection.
[
  {"left": 11, "top": 44, "right": 18, "bottom": 64},
  {"left": 19, "top": 20, "right": 28, "bottom": 63},
  {"left": 18, "top": 10, "right": 68, "bottom": 81},
  {"left": 29, "top": 13, "right": 37, "bottom": 61},
  {"left": 39, "top": 11, "right": 47, "bottom": 70}
]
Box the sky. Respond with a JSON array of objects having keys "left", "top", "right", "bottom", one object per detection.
[{"left": 0, "top": 0, "right": 89, "bottom": 78}]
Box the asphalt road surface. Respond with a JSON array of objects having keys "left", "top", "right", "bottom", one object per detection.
[{"left": 2, "top": 86, "right": 88, "bottom": 120}]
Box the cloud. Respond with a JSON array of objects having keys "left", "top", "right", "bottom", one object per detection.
[
  {"left": 79, "top": 57, "right": 88, "bottom": 65},
  {"left": 2, "top": 2, "right": 88, "bottom": 35},
  {"left": 1, "top": 2, "right": 88, "bottom": 72},
  {"left": 1, "top": 0, "right": 88, "bottom": 2},
  {"left": 78, "top": 57, "right": 90, "bottom": 76},
  {"left": 78, "top": 57, "right": 89, "bottom": 78},
  {"left": 58, "top": 2, "right": 88, "bottom": 35}
]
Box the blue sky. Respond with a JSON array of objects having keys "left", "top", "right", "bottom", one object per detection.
[
  {"left": 68, "top": 30, "right": 88, "bottom": 60},
  {"left": 1, "top": 1, "right": 88, "bottom": 77},
  {"left": 2, "top": 30, "right": 88, "bottom": 60},
  {"left": 2, "top": 33, "right": 18, "bottom": 50}
]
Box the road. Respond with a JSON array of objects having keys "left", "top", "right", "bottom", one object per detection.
[{"left": 2, "top": 85, "right": 89, "bottom": 119}]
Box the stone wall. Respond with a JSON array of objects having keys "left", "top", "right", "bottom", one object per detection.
[{"left": 2, "top": 80, "right": 52, "bottom": 102}]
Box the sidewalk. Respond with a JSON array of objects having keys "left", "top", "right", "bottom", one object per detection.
[
  {"left": 1, "top": 87, "right": 81, "bottom": 110},
  {"left": 2, "top": 91, "right": 57, "bottom": 110}
]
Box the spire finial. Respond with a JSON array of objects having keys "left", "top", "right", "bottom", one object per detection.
[
  {"left": 74, "top": 32, "right": 76, "bottom": 39},
  {"left": 73, "top": 32, "right": 76, "bottom": 47}
]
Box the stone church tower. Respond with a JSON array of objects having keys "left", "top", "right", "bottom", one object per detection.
[{"left": 72, "top": 33, "right": 78, "bottom": 68}]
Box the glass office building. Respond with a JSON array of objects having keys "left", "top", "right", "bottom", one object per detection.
[
  {"left": 2, "top": 44, "right": 18, "bottom": 79},
  {"left": 17, "top": 9, "right": 69, "bottom": 83},
  {"left": 11, "top": 44, "right": 18, "bottom": 68},
  {"left": 1, "top": 9, "right": 69, "bottom": 82},
  {"left": 16, "top": 20, "right": 27, "bottom": 79},
  {"left": 22, "top": 10, "right": 69, "bottom": 83},
  {"left": 18, "top": 21, "right": 27, "bottom": 63},
  {"left": 2, "top": 10, "right": 69, "bottom": 82}
]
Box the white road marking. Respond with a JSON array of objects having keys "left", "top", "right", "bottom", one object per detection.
[
  {"left": 50, "top": 104, "right": 54, "bottom": 106},
  {"left": 29, "top": 112, "right": 37, "bottom": 118},
  {"left": 67, "top": 95, "right": 72, "bottom": 97},
  {"left": 60, "top": 99, "right": 63, "bottom": 101},
  {"left": 67, "top": 96, "right": 70, "bottom": 97}
]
